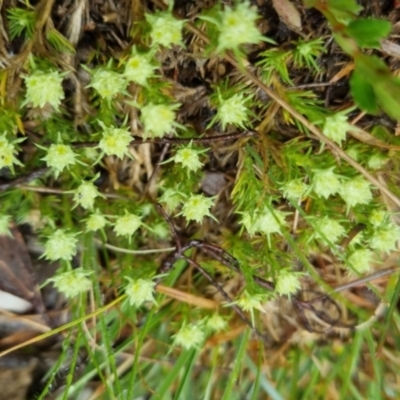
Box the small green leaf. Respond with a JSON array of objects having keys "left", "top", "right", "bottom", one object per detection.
[
  {"left": 355, "top": 54, "right": 391, "bottom": 77},
  {"left": 351, "top": 54, "right": 400, "bottom": 120},
  {"left": 333, "top": 33, "right": 358, "bottom": 55},
  {"left": 374, "top": 79, "right": 400, "bottom": 121},
  {"left": 350, "top": 55, "right": 400, "bottom": 120},
  {"left": 346, "top": 18, "right": 391, "bottom": 48},
  {"left": 326, "top": 0, "right": 363, "bottom": 23},
  {"left": 328, "top": 0, "right": 363, "bottom": 14},
  {"left": 350, "top": 70, "right": 379, "bottom": 115}
]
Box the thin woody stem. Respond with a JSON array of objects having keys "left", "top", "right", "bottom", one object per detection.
[
  {"left": 71, "top": 131, "right": 257, "bottom": 149},
  {"left": 0, "top": 167, "right": 50, "bottom": 191}
]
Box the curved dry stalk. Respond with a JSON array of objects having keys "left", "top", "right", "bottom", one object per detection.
[
  {"left": 71, "top": 130, "right": 257, "bottom": 149},
  {"left": 156, "top": 284, "right": 219, "bottom": 309},
  {"left": 0, "top": 295, "right": 126, "bottom": 358},
  {"left": 0, "top": 167, "right": 50, "bottom": 191}
]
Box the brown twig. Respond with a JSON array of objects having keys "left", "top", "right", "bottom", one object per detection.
[
  {"left": 71, "top": 130, "right": 257, "bottom": 149},
  {"left": 0, "top": 167, "right": 50, "bottom": 192}
]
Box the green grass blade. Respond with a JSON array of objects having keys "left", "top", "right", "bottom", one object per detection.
[
  {"left": 221, "top": 329, "right": 251, "bottom": 400},
  {"left": 150, "top": 349, "right": 194, "bottom": 400}
]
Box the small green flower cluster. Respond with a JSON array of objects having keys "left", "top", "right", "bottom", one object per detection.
[
  {"left": 123, "top": 277, "right": 228, "bottom": 350},
  {"left": 47, "top": 269, "right": 92, "bottom": 299},
  {"left": 346, "top": 210, "right": 400, "bottom": 274},
  {"left": 172, "top": 315, "right": 228, "bottom": 350},
  {"left": 280, "top": 169, "right": 373, "bottom": 212},
  {"left": 0, "top": 134, "right": 22, "bottom": 171},
  {"left": 241, "top": 206, "right": 289, "bottom": 240},
  {"left": 24, "top": 69, "right": 66, "bottom": 110}
]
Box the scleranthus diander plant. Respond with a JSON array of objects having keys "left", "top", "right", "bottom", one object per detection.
[
  {"left": 43, "top": 229, "right": 78, "bottom": 261},
  {"left": 47, "top": 269, "right": 92, "bottom": 299},
  {"left": 23, "top": 68, "right": 66, "bottom": 111},
  {"left": 41, "top": 142, "right": 79, "bottom": 177},
  {"left": 2, "top": 1, "right": 400, "bottom": 397},
  {"left": 0, "top": 134, "right": 23, "bottom": 171},
  {"left": 86, "top": 65, "right": 127, "bottom": 100},
  {"left": 123, "top": 47, "right": 158, "bottom": 86},
  {"left": 97, "top": 123, "right": 133, "bottom": 159}
]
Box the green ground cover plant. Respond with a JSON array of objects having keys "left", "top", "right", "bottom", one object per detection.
[{"left": 1, "top": 0, "right": 400, "bottom": 398}]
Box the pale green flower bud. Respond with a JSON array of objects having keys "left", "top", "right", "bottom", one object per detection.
[
  {"left": 24, "top": 70, "right": 65, "bottom": 110},
  {"left": 297, "top": 41, "right": 318, "bottom": 58},
  {"left": 98, "top": 125, "right": 132, "bottom": 158},
  {"left": 347, "top": 249, "right": 374, "bottom": 274},
  {"left": 258, "top": 208, "right": 288, "bottom": 236},
  {"left": 125, "top": 278, "right": 155, "bottom": 308},
  {"left": 233, "top": 290, "right": 269, "bottom": 326},
  {"left": 339, "top": 177, "right": 373, "bottom": 209},
  {"left": 323, "top": 113, "right": 352, "bottom": 146},
  {"left": 241, "top": 207, "right": 289, "bottom": 237},
  {"left": 282, "top": 179, "right": 309, "bottom": 200},
  {"left": 172, "top": 146, "right": 206, "bottom": 173},
  {"left": 124, "top": 48, "right": 157, "bottom": 85},
  {"left": 369, "top": 224, "right": 400, "bottom": 253},
  {"left": 173, "top": 322, "right": 205, "bottom": 350},
  {"left": 367, "top": 153, "right": 388, "bottom": 170},
  {"left": 140, "top": 103, "right": 179, "bottom": 139},
  {"left": 0, "top": 144, "right": 17, "bottom": 169},
  {"left": 151, "top": 223, "right": 170, "bottom": 239},
  {"left": 158, "top": 188, "right": 185, "bottom": 212},
  {"left": 83, "top": 147, "right": 99, "bottom": 161},
  {"left": 48, "top": 269, "right": 92, "bottom": 298},
  {"left": 42, "top": 144, "right": 78, "bottom": 177},
  {"left": 275, "top": 270, "right": 303, "bottom": 297},
  {"left": 216, "top": 1, "right": 264, "bottom": 52},
  {"left": 43, "top": 230, "right": 78, "bottom": 261},
  {"left": 294, "top": 38, "right": 325, "bottom": 70},
  {"left": 369, "top": 210, "right": 388, "bottom": 227},
  {"left": 313, "top": 217, "right": 346, "bottom": 244},
  {"left": 146, "top": 11, "right": 185, "bottom": 48},
  {"left": 0, "top": 135, "right": 21, "bottom": 170},
  {"left": 312, "top": 168, "right": 341, "bottom": 198},
  {"left": 73, "top": 181, "right": 102, "bottom": 209},
  {"left": 86, "top": 212, "right": 107, "bottom": 231},
  {"left": 240, "top": 211, "right": 259, "bottom": 236},
  {"left": 88, "top": 68, "right": 126, "bottom": 99},
  {"left": 204, "top": 313, "right": 228, "bottom": 333},
  {"left": 235, "top": 291, "right": 267, "bottom": 313},
  {"left": 214, "top": 93, "right": 251, "bottom": 129},
  {"left": 180, "top": 194, "right": 215, "bottom": 223},
  {"left": 114, "top": 213, "right": 142, "bottom": 237}
]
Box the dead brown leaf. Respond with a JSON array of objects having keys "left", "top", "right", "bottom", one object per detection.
[
  {"left": 329, "top": 62, "right": 355, "bottom": 83},
  {"left": 272, "top": 0, "right": 302, "bottom": 31},
  {"left": 0, "top": 225, "right": 46, "bottom": 316},
  {"left": 348, "top": 127, "right": 400, "bottom": 151}
]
